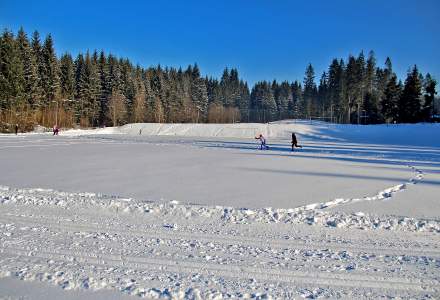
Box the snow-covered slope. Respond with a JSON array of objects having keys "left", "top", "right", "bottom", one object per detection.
[{"left": 60, "top": 121, "right": 440, "bottom": 147}]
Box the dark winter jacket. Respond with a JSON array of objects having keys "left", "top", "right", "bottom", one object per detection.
[{"left": 291, "top": 133, "right": 297, "bottom": 144}]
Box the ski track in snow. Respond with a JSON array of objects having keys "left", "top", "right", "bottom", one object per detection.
[
  {"left": 0, "top": 183, "right": 439, "bottom": 299},
  {"left": 297, "top": 165, "right": 425, "bottom": 213},
  {"left": 1, "top": 124, "right": 440, "bottom": 299}
]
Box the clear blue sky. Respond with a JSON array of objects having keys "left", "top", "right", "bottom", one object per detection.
[{"left": 1, "top": 0, "right": 439, "bottom": 86}]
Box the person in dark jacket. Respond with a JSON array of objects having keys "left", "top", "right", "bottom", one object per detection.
[
  {"left": 15, "top": 124, "right": 18, "bottom": 135},
  {"left": 291, "top": 132, "right": 302, "bottom": 151}
]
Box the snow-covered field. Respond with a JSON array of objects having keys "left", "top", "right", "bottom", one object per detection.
[{"left": 0, "top": 121, "right": 439, "bottom": 299}]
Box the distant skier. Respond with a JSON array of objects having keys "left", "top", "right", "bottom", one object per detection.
[
  {"left": 14, "top": 124, "right": 18, "bottom": 135},
  {"left": 291, "top": 132, "right": 302, "bottom": 151},
  {"left": 53, "top": 124, "right": 59, "bottom": 136},
  {"left": 255, "top": 133, "right": 269, "bottom": 150}
]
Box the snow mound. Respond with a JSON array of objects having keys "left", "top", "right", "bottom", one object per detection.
[{"left": 60, "top": 126, "right": 119, "bottom": 136}]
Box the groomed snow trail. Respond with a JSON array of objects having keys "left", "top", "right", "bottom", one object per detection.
[{"left": 0, "top": 187, "right": 439, "bottom": 299}]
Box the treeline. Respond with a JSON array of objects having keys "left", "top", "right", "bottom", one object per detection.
[{"left": 0, "top": 27, "right": 438, "bottom": 131}]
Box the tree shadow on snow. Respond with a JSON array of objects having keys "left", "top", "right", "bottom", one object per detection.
[
  {"left": 236, "top": 167, "right": 440, "bottom": 186},
  {"left": 195, "top": 139, "right": 440, "bottom": 170}
]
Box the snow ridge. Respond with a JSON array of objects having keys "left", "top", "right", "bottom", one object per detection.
[{"left": 0, "top": 184, "right": 438, "bottom": 233}]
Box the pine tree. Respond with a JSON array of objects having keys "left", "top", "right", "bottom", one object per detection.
[
  {"left": 271, "top": 80, "right": 280, "bottom": 118},
  {"left": 220, "top": 68, "right": 232, "bottom": 106},
  {"left": 385, "top": 57, "right": 393, "bottom": 78},
  {"left": 108, "top": 89, "right": 126, "bottom": 126},
  {"left": 120, "top": 58, "right": 135, "bottom": 122},
  {"left": 41, "top": 34, "right": 60, "bottom": 107},
  {"left": 206, "top": 77, "right": 221, "bottom": 105},
  {"left": 238, "top": 80, "right": 250, "bottom": 121},
  {"left": 16, "top": 27, "right": 38, "bottom": 108},
  {"left": 250, "top": 81, "right": 277, "bottom": 122},
  {"left": 398, "top": 66, "right": 422, "bottom": 123},
  {"left": 88, "top": 51, "right": 101, "bottom": 125},
  {"left": 0, "top": 29, "right": 25, "bottom": 110},
  {"left": 277, "top": 81, "right": 291, "bottom": 119},
  {"left": 317, "top": 72, "right": 328, "bottom": 118},
  {"left": 421, "top": 73, "right": 437, "bottom": 121},
  {"left": 327, "top": 59, "right": 344, "bottom": 122},
  {"left": 366, "top": 51, "right": 376, "bottom": 94},
  {"left": 291, "top": 81, "right": 303, "bottom": 119},
  {"left": 361, "top": 92, "right": 378, "bottom": 124},
  {"left": 355, "top": 51, "right": 366, "bottom": 123},
  {"left": 230, "top": 68, "right": 241, "bottom": 108},
  {"left": 30, "top": 31, "right": 44, "bottom": 108},
  {"left": 97, "top": 51, "right": 109, "bottom": 125},
  {"left": 381, "top": 75, "right": 401, "bottom": 123},
  {"left": 132, "top": 66, "right": 147, "bottom": 123},
  {"left": 149, "top": 65, "right": 166, "bottom": 122},
  {"left": 344, "top": 55, "right": 360, "bottom": 123},
  {"left": 190, "top": 64, "right": 208, "bottom": 122},
  {"left": 60, "top": 53, "right": 75, "bottom": 100},
  {"left": 74, "top": 53, "right": 86, "bottom": 122},
  {"left": 303, "top": 63, "right": 317, "bottom": 118}
]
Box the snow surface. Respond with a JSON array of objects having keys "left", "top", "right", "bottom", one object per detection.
[{"left": 0, "top": 121, "right": 439, "bottom": 299}]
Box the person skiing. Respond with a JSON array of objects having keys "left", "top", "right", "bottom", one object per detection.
[
  {"left": 255, "top": 133, "right": 269, "bottom": 150},
  {"left": 14, "top": 124, "right": 18, "bottom": 135},
  {"left": 53, "top": 124, "right": 59, "bottom": 136},
  {"left": 291, "top": 132, "right": 302, "bottom": 151}
]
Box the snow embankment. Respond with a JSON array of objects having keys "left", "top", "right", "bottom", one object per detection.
[
  {"left": 1, "top": 185, "right": 438, "bottom": 233},
  {"left": 118, "top": 122, "right": 324, "bottom": 140},
  {"left": 59, "top": 126, "right": 119, "bottom": 136}
]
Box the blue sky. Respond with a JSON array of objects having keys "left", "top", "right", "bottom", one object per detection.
[{"left": 1, "top": 0, "right": 439, "bottom": 86}]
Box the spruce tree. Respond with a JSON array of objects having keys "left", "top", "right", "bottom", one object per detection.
[
  {"left": 365, "top": 51, "right": 376, "bottom": 94},
  {"left": 219, "top": 67, "right": 233, "bottom": 107},
  {"left": 0, "top": 29, "right": 24, "bottom": 110},
  {"left": 344, "top": 55, "right": 359, "bottom": 123},
  {"left": 398, "top": 66, "right": 422, "bottom": 123},
  {"left": 421, "top": 73, "right": 437, "bottom": 121},
  {"left": 88, "top": 51, "right": 101, "bottom": 125},
  {"left": 317, "top": 72, "right": 328, "bottom": 118},
  {"left": 41, "top": 34, "right": 60, "bottom": 106},
  {"left": 381, "top": 75, "right": 401, "bottom": 123},
  {"left": 355, "top": 51, "right": 366, "bottom": 123},
  {"left": 303, "top": 63, "right": 317, "bottom": 118},
  {"left": 132, "top": 66, "right": 147, "bottom": 123},
  {"left": 60, "top": 53, "right": 75, "bottom": 100},
  {"left": 97, "top": 51, "right": 109, "bottom": 125},
  {"left": 239, "top": 80, "right": 250, "bottom": 121},
  {"left": 250, "top": 81, "right": 277, "bottom": 122},
  {"left": 74, "top": 53, "right": 86, "bottom": 122},
  {"left": 327, "top": 59, "right": 344, "bottom": 122},
  {"left": 190, "top": 64, "right": 208, "bottom": 122},
  {"left": 291, "top": 81, "right": 303, "bottom": 119},
  {"left": 16, "top": 27, "right": 38, "bottom": 108},
  {"left": 30, "top": 31, "right": 44, "bottom": 108},
  {"left": 277, "top": 81, "right": 291, "bottom": 119}
]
